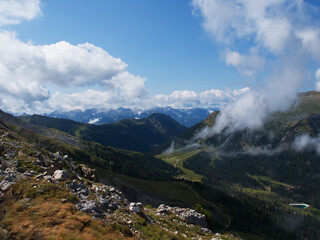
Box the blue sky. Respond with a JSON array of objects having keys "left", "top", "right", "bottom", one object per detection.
[
  {"left": 0, "top": 0, "right": 320, "bottom": 115},
  {"left": 12, "top": 0, "right": 242, "bottom": 95}
]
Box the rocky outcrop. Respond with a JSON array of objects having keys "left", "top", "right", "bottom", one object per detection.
[
  {"left": 79, "top": 164, "right": 97, "bottom": 181},
  {"left": 71, "top": 181, "right": 127, "bottom": 218},
  {"left": 157, "top": 204, "right": 208, "bottom": 228}
]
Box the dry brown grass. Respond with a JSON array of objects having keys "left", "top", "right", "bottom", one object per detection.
[{"left": 2, "top": 197, "right": 133, "bottom": 240}]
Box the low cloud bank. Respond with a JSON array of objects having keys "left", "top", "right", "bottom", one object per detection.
[
  {"left": 293, "top": 134, "right": 320, "bottom": 155},
  {"left": 164, "top": 133, "right": 320, "bottom": 158}
]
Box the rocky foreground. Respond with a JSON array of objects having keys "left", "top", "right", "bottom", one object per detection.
[{"left": 0, "top": 132, "right": 239, "bottom": 240}]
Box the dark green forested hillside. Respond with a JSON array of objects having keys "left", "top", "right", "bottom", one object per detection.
[
  {"left": 19, "top": 113, "right": 186, "bottom": 153},
  {"left": 155, "top": 91, "right": 320, "bottom": 239}
]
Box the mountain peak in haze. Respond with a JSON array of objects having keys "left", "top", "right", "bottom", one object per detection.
[{"left": 43, "top": 107, "right": 218, "bottom": 127}]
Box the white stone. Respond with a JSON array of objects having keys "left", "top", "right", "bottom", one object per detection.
[
  {"left": 129, "top": 202, "right": 142, "bottom": 213},
  {"left": 52, "top": 170, "right": 70, "bottom": 181}
]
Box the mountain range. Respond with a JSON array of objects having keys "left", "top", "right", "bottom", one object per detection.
[
  {"left": 1, "top": 91, "right": 320, "bottom": 239},
  {"left": 40, "top": 107, "right": 218, "bottom": 127}
]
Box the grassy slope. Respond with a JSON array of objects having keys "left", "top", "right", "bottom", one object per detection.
[
  {"left": 156, "top": 150, "right": 204, "bottom": 182},
  {"left": 96, "top": 167, "right": 205, "bottom": 207}
]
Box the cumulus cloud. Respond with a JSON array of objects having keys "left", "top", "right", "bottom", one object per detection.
[
  {"left": 0, "top": 0, "right": 41, "bottom": 26},
  {"left": 0, "top": 31, "right": 148, "bottom": 113},
  {"left": 192, "top": 0, "right": 320, "bottom": 136}
]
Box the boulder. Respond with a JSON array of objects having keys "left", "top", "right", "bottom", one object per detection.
[
  {"left": 157, "top": 204, "right": 171, "bottom": 214},
  {"left": 129, "top": 202, "right": 143, "bottom": 213},
  {"left": 79, "top": 164, "right": 97, "bottom": 181},
  {"left": 76, "top": 200, "right": 104, "bottom": 218},
  {"left": 0, "top": 180, "right": 12, "bottom": 191},
  {"left": 178, "top": 209, "right": 207, "bottom": 228},
  {"left": 52, "top": 170, "right": 70, "bottom": 181}
]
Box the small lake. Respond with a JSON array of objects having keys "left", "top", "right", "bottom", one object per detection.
[{"left": 289, "top": 203, "right": 309, "bottom": 209}]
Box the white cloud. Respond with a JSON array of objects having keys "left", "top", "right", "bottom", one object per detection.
[
  {"left": 88, "top": 118, "right": 100, "bottom": 124},
  {"left": 21, "top": 87, "right": 249, "bottom": 114},
  {"left": 315, "top": 68, "right": 320, "bottom": 91},
  {"left": 207, "top": 58, "right": 306, "bottom": 134},
  {"left": 0, "top": 0, "right": 152, "bottom": 114},
  {"left": 296, "top": 29, "right": 320, "bottom": 60},
  {"left": 224, "top": 48, "right": 265, "bottom": 76},
  {"left": 0, "top": 31, "right": 148, "bottom": 113},
  {"left": 192, "top": 0, "right": 294, "bottom": 53},
  {"left": 192, "top": 0, "right": 320, "bottom": 136},
  {"left": 293, "top": 134, "right": 320, "bottom": 155},
  {"left": 41, "top": 41, "right": 128, "bottom": 87},
  {"left": 316, "top": 69, "right": 320, "bottom": 80},
  {"left": 152, "top": 87, "right": 250, "bottom": 109},
  {"left": 0, "top": 0, "right": 41, "bottom": 26},
  {"left": 43, "top": 87, "right": 149, "bottom": 113}
]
